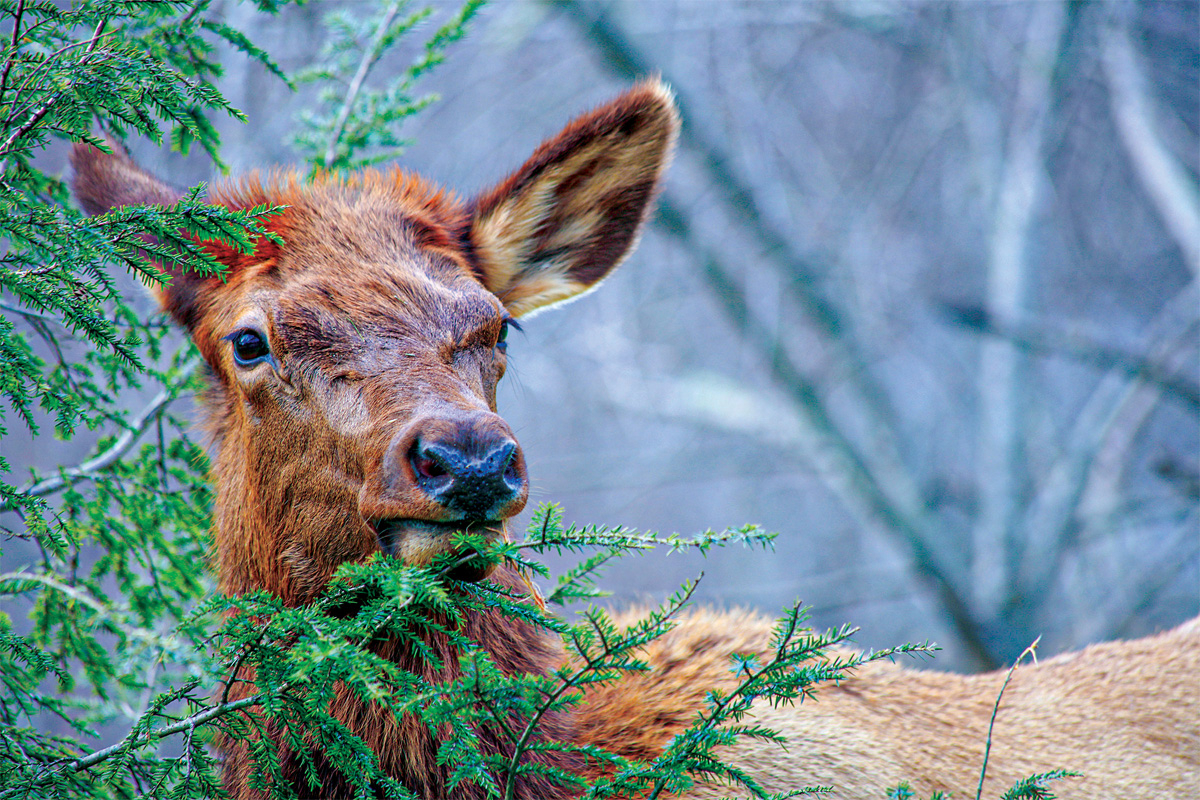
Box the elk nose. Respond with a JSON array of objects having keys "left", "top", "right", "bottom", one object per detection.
[{"left": 409, "top": 438, "right": 525, "bottom": 520}]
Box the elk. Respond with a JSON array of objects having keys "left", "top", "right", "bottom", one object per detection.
[{"left": 71, "top": 81, "right": 1199, "bottom": 799}]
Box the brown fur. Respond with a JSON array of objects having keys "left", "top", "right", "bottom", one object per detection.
[{"left": 71, "top": 81, "right": 1198, "bottom": 799}]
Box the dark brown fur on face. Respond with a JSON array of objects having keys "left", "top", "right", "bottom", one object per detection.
[{"left": 71, "top": 81, "right": 1199, "bottom": 800}]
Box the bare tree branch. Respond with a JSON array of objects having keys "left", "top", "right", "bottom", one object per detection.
[
  {"left": 972, "top": 1, "right": 1066, "bottom": 612},
  {"left": 1103, "top": 15, "right": 1200, "bottom": 275},
  {"left": 550, "top": 0, "right": 920, "bottom": 507},
  {"left": 656, "top": 196, "right": 997, "bottom": 668},
  {"left": 1011, "top": 281, "right": 1198, "bottom": 600},
  {"left": 942, "top": 297, "right": 1200, "bottom": 412}
]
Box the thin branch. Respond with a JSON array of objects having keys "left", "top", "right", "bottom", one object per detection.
[
  {"left": 0, "top": 17, "right": 108, "bottom": 162},
  {"left": 502, "top": 580, "right": 699, "bottom": 800},
  {"left": 0, "top": 0, "right": 26, "bottom": 102},
  {"left": 4, "top": 23, "right": 113, "bottom": 126},
  {"left": 1103, "top": 16, "right": 1200, "bottom": 275},
  {"left": 972, "top": 0, "right": 1066, "bottom": 613},
  {"left": 178, "top": 0, "right": 206, "bottom": 29},
  {"left": 0, "top": 571, "right": 161, "bottom": 644},
  {"left": 322, "top": 0, "right": 404, "bottom": 169},
  {"left": 3, "top": 356, "right": 201, "bottom": 509},
  {"left": 0, "top": 692, "right": 265, "bottom": 800},
  {"left": 942, "top": 298, "right": 1200, "bottom": 412},
  {"left": 1012, "top": 280, "right": 1199, "bottom": 598},
  {"left": 975, "top": 638, "right": 1040, "bottom": 800}
]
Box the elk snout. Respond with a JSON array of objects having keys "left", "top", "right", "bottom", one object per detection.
[
  {"left": 363, "top": 414, "right": 529, "bottom": 577},
  {"left": 409, "top": 436, "right": 525, "bottom": 520},
  {"left": 369, "top": 412, "right": 529, "bottom": 524}
]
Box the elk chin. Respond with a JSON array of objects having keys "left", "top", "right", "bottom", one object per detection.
[{"left": 373, "top": 518, "right": 504, "bottom": 582}]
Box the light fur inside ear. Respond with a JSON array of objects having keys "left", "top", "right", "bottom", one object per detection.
[{"left": 469, "top": 79, "right": 680, "bottom": 317}]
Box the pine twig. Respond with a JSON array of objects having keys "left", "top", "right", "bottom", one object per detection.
[
  {"left": 0, "top": 691, "right": 265, "bottom": 800},
  {"left": 0, "top": 571, "right": 160, "bottom": 644},
  {"left": 0, "top": 0, "right": 26, "bottom": 102},
  {"left": 4, "top": 355, "right": 201, "bottom": 509},
  {"left": 976, "top": 638, "right": 1040, "bottom": 800},
  {"left": 0, "top": 17, "right": 109, "bottom": 161},
  {"left": 502, "top": 580, "right": 700, "bottom": 800},
  {"left": 322, "top": 0, "right": 405, "bottom": 169}
]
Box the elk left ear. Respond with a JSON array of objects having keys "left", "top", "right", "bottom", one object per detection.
[{"left": 467, "top": 80, "right": 679, "bottom": 317}]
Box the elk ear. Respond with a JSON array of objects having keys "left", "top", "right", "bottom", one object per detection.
[
  {"left": 467, "top": 80, "right": 679, "bottom": 317},
  {"left": 70, "top": 138, "right": 182, "bottom": 215},
  {"left": 70, "top": 139, "right": 208, "bottom": 330}
]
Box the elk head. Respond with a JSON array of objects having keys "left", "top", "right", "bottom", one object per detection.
[{"left": 71, "top": 82, "right": 678, "bottom": 605}]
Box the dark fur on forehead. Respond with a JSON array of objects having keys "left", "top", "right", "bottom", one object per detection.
[
  {"left": 275, "top": 276, "right": 503, "bottom": 373},
  {"left": 168, "top": 168, "right": 486, "bottom": 362},
  {"left": 206, "top": 168, "right": 470, "bottom": 271}
]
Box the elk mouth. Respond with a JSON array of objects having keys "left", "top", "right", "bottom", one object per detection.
[{"left": 372, "top": 518, "right": 504, "bottom": 582}]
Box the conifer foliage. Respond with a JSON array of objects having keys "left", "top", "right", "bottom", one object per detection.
[{"left": 0, "top": 2, "right": 293, "bottom": 797}]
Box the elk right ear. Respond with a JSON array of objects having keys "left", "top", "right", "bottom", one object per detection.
[
  {"left": 70, "top": 140, "right": 209, "bottom": 330},
  {"left": 466, "top": 80, "right": 679, "bottom": 317}
]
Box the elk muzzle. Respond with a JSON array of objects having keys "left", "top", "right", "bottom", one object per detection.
[
  {"left": 362, "top": 412, "right": 528, "bottom": 580},
  {"left": 409, "top": 438, "right": 522, "bottom": 520}
]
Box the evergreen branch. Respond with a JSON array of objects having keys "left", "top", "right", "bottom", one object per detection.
[
  {"left": 0, "top": 558, "right": 435, "bottom": 798},
  {"left": 0, "top": 0, "right": 25, "bottom": 102},
  {"left": 3, "top": 355, "right": 201, "bottom": 509},
  {"left": 642, "top": 620, "right": 811, "bottom": 800},
  {"left": 179, "top": 0, "right": 205, "bottom": 29},
  {"left": 0, "top": 571, "right": 160, "bottom": 644},
  {"left": 0, "top": 16, "right": 109, "bottom": 162},
  {"left": 4, "top": 22, "right": 113, "bottom": 123},
  {"left": 322, "top": 0, "right": 404, "bottom": 169},
  {"left": 975, "top": 639, "right": 1040, "bottom": 800},
  {"left": 502, "top": 579, "right": 700, "bottom": 800},
  {"left": 0, "top": 691, "right": 266, "bottom": 800},
  {"left": 999, "top": 770, "right": 1081, "bottom": 800}
]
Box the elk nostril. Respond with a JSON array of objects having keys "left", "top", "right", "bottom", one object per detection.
[
  {"left": 410, "top": 444, "right": 450, "bottom": 480},
  {"left": 498, "top": 443, "right": 520, "bottom": 480},
  {"left": 415, "top": 456, "right": 445, "bottom": 479},
  {"left": 404, "top": 434, "right": 525, "bottom": 518}
]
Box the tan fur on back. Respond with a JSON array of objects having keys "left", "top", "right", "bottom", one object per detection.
[{"left": 580, "top": 612, "right": 1199, "bottom": 798}]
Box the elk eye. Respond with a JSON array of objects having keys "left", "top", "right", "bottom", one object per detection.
[
  {"left": 228, "top": 328, "right": 271, "bottom": 367},
  {"left": 496, "top": 317, "right": 520, "bottom": 353}
]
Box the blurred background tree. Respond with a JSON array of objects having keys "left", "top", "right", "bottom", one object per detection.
[
  {"left": 391, "top": 0, "right": 1196, "bottom": 670},
  {"left": 5, "top": 0, "right": 1196, "bottom": 689}
]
